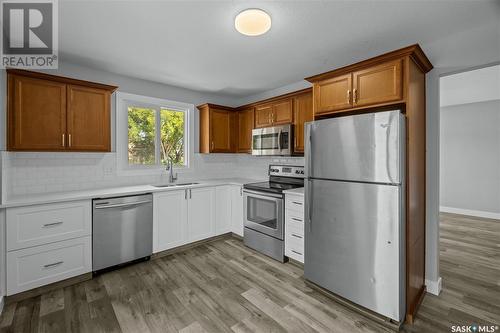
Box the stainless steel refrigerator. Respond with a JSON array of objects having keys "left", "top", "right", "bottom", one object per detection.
[{"left": 304, "top": 110, "right": 405, "bottom": 322}]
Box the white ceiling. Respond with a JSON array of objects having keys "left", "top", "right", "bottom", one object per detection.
[
  {"left": 440, "top": 65, "right": 500, "bottom": 107},
  {"left": 59, "top": 0, "right": 500, "bottom": 98}
]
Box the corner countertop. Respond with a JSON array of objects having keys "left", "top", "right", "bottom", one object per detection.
[
  {"left": 283, "top": 187, "right": 304, "bottom": 196},
  {"left": 0, "top": 178, "right": 263, "bottom": 209}
]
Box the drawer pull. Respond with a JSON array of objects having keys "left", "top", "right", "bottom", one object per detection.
[
  {"left": 43, "top": 261, "right": 64, "bottom": 269},
  {"left": 291, "top": 250, "right": 302, "bottom": 255},
  {"left": 292, "top": 234, "right": 303, "bottom": 239},
  {"left": 43, "top": 221, "right": 63, "bottom": 228},
  {"left": 292, "top": 201, "right": 303, "bottom": 205},
  {"left": 291, "top": 217, "right": 303, "bottom": 222}
]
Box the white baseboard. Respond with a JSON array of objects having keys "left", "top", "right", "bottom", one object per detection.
[
  {"left": 440, "top": 206, "right": 500, "bottom": 220},
  {"left": 425, "top": 277, "right": 442, "bottom": 296}
]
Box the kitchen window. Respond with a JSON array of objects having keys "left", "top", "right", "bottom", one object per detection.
[{"left": 116, "top": 92, "right": 194, "bottom": 174}]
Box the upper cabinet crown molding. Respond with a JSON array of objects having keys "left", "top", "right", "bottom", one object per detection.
[
  {"left": 6, "top": 69, "right": 118, "bottom": 92},
  {"left": 7, "top": 69, "right": 117, "bottom": 152},
  {"left": 305, "top": 44, "right": 433, "bottom": 83}
]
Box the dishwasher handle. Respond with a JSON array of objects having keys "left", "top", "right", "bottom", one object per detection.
[{"left": 94, "top": 200, "right": 152, "bottom": 209}]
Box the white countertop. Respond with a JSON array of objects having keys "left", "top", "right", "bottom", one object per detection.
[
  {"left": 1, "top": 178, "right": 263, "bottom": 209},
  {"left": 283, "top": 187, "right": 304, "bottom": 196}
]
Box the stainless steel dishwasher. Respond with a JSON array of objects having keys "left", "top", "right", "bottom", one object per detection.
[{"left": 92, "top": 193, "right": 153, "bottom": 272}]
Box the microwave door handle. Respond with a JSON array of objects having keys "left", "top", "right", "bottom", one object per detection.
[{"left": 278, "top": 129, "right": 282, "bottom": 151}]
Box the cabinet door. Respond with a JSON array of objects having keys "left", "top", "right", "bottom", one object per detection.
[
  {"left": 272, "top": 99, "right": 293, "bottom": 125},
  {"left": 8, "top": 75, "right": 66, "bottom": 151},
  {"left": 187, "top": 187, "right": 215, "bottom": 242},
  {"left": 313, "top": 74, "right": 352, "bottom": 114},
  {"left": 293, "top": 91, "right": 313, "bottom": 153},
  {"left": 230, "top": 185, "right": 244, "bottom": 237},
  {"left": 352, "top": 59, "right": 403, "bottom": 107},
  {"left": 255, "top": 104, "right": 273, "bottom": 128},
  {"left": 215, "top": 186, "right": 232, "bottom": 235},
  {"left": 153, "top": 190, "right": 188, "bottom": 253},
  {"left": 237, "top": 108, "right": 254, "bottom": 153},
  {"left": 210, "top": 109, "right": 232, "bottom": 152},
  {"left": 67, "top": 85, "right": 111, "bottom": 152}
]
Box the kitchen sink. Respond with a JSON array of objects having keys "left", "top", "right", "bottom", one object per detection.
[{"left": 153, "top": 182, "right": 199, "bottom": 188}]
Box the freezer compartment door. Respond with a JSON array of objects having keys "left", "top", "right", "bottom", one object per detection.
[
  {"left": 306, "top": 110, "right": 404, "bottom": 184},
  {"left": 304, "top": 179, "right": 405, "bottom": 321}
]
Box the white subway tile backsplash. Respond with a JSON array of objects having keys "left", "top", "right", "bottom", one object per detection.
[{"left": 2, "top": 151, "right": 304, "bottom": 198}]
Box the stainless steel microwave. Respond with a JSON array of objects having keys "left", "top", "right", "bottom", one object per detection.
[{"left": 252, "top": 124, "right": 292, "bottom": 156}]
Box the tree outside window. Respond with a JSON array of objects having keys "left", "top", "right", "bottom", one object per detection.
[{"left": 128, "top": 106, "right": 186, "bottom": 167}]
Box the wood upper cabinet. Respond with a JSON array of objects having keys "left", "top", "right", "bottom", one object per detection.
[
  {"left": 352, "top": 59, "right": 403, "bottom": 107},
  {"left": 272, "top": 98, "right": 293, "bottom": 125},
  {"left": 8, "top": 75, "right": 67, "bottom": 151},
  {"left": 67, "top": 85, "right": 111, "bottom": 151},
  {"left": 237, "top": 107, "right": 254, "bottom": 153},
  {"left": 255, "top": 98, "right": 293, "bottom": 128},
  {"left": 313, "top": 74, "right": 352, "bottom": 114},
  {"left": 293, "top": 90, "right": 313, "bottom": 153},
  {"left": 308, "top": 58, "right": 406, "bottom": 116},
  {"left": 255, "top": 104, "right": 273, "bottom": 128},
  {"left": 198, "top": 104, "right": 236, "bottom": 153},
  {"left": 7, "top": 69, "right": 117, "bottom": 152}
]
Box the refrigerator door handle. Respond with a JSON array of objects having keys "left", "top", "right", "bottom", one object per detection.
[{"left": 305, "top": 179, "right": 313, "bottom": 231}]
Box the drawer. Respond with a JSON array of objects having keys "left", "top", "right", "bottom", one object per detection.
[
  {"left": 7, "top": 236, "right": 92, "bottom": 295},
  {"left": 285, "top": 195, "right": 304, "bottom": 213},
  {"left": 7, "top": 200, "right": 91, "bottom": 251},
  {"left": 286, "top": 218, "right": 304, "bottom": 237},
  {"left": 285, "top": 237, "right": 304, "bottom": 263}
]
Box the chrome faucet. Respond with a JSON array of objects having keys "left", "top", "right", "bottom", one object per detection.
[{"left": 166, "top": 160, "right": 178, "bottom": 183}]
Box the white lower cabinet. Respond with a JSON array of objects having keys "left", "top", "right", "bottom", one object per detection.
[
  {"left": 187, "top": 187, "right": 216, "bottom": 242},
  {"left": 285, "top": 193, "right": 305, "bottom": 263},
  {"left": 5, "top": 200, "right": 92, "bottom": 295},
  {"left": 7, "top": 236, "right": 92, "bottom": 295},
  {"left": 154, "top": 186, "right": 216, "bottom": 252},
  {"left": 153, "top": 189, "right": 188, "bottom": 252},
  {"left": 215, "top": 186, "right": 232, "bottom": 234},
  {"left": 230, "top": 185, "right": 244, "bottom": 237}
]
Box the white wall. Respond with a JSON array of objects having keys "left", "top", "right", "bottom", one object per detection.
[
  {"left": 440, "top": 65, "right": 500, "bottom": 107},
  {"left": 440, "top": 100, "right": 500, "bottom": 218}
]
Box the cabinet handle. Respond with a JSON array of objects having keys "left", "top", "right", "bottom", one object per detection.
[
  {"left": 291, "top": 217, "right": 302, "bottom": 222},
  {"left": 43, "top": 221, "right": 63, "bottom": 228},
  {"left": 347, "top": 90, "right": 351, "bottom": 104},
  {"left": 240, "top": 187, "right": 243, "bottom": 196},
  {"left": 62, "top": 133, "right": 65, "bottom": 147},
  {"left": 291, "top": 250, "right": 302, "bottom": 255},
  {"left": 353, "top": 89, "right": 357, "bottom": 104},
  {"left": 292, "top": 234, "right": 303, "bottom": 239},
  {"left": 211, "top": 141, "right": 214, "bottom": 151},
  {"left": 68, "top": 134, "right": 72, "bottom": 147},
  {"left": 189, "top": 188, "right": 192, "bottom": 199},
  {"left": 292, "top": 201, "right": 303, "bottom": 205},
  {"left": 43, "top": 261, "right": 63, "bottom": 269},
  {"left": 185, "top": 189, "right": 187, "bottom": 200}
]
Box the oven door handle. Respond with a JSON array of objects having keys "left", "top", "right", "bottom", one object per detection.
[{"left": 243, "top": 189, "right": 283, "bottom": 200}]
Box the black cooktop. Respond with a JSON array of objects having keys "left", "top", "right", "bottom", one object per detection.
[{"left": 244, "top": 179, "right": 304, "bottom": 195}]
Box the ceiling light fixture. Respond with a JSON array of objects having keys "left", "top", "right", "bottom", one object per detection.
[{"left": 234, "top": 9, "right": 271, "bottom": 36}]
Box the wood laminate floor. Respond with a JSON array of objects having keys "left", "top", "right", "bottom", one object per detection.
[{"left": 1, "top": 213, "right": 498, "bottom": 333}]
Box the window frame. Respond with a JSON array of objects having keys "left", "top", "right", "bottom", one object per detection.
[{"left": 116, "top": 92, "right": 194, "bottom": 175}]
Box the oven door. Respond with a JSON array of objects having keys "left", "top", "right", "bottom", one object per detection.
[
  {"left": 243, "top": 189, "right": 284, "bottom": 240},
  {"left": 252, "top": 125, "right": 292, "bottom": 156}
]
